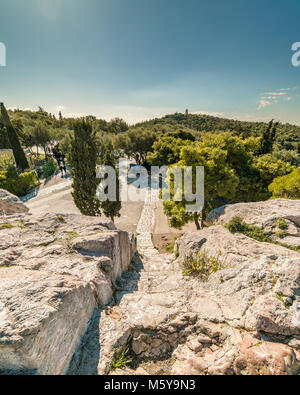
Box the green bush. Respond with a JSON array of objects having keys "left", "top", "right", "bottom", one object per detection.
[
  {"left": 42, "top": 160, "right": 56, "bottom": 178},
  {"left": 268, "top": 168, "right": 300, "bottom": 199},
  {"left": 0, "top": 170, "right": 40, "bottom": 197},
  {"left": 183, "top": 250, "right": 224, "bottom": 281},
  {"left": 226, "top": 216, "right": 271, "bottom": 242},
  {"left": 0, "top": 154, "right": 14, "bottom": 171}
]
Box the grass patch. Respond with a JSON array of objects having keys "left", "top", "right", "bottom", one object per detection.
[
  {"left": 0, "top": 222, "right": 14, "bottom": 230},
  {"left": 226, "top": 217, "right": 300, "bottom": 253},
  {"left": 276, "top": 218, "right": 288, "bottom": 230},
  {"left": 57, "top": 215, "right": 66, "bottom": 223},
  {"left": 225, "top": 216, "right": 271, "bottom": 242},
  {"left": 275, "top": 230, "right": 289, "bottom": 239},
  {"left": 183, "top": 250, "right": 224, "bottom": 281},
  {"left": 276, "top": 293, "right": 290, "bottom": 310},
  {"left": 110, "top": 347, "right": 133, "bottom": 372},
  {"left": 67, "top": 231, "right": 79, "bottom": 239},
  {"left": 165, "top": 242, "right": 175, "bottom": 253}
]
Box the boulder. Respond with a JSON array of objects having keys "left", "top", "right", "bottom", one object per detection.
[
  {"left": 206, "top": 199, "right": 300, "bottom": 248},
  {"left": 0, "top": 213, "right": 136, "bottom": 375},
  {"left": 0, "top": 189, "right": 29, "bottom": 216}
]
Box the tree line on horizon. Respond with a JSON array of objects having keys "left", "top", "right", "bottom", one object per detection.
[{"left": 0, "top": 107, "right": 299, "bottom": 227}]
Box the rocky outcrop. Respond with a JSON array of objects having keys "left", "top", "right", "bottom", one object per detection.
[
  {"left": 207, "top": 199, "right": 300, "bottom": 248},
  {"left": 0, "top": 189, "right": 29, "bottom": 215},
  {"left": 0, "top": 213, "right": 136, "bottom": 375},
  {"left": 172, "top": 226, "right": 300, "bottom": 375}
]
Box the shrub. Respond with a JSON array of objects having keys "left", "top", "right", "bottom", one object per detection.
[
  {"left": 225, "top": 216, "right": 271, "bottom": 242},
  {"left": 0, "top": 154, "right": 14, "bottom": 171},
  {"left": 268, "top": 168, "right": 300, "bottom": 199},
  {"left": 183, "top": 250, "right": 224, "bottom": 281},
  {"left": 0, "top": 170, "right": 39, "bottom": 197},
  {"left": 42, "top": 160, "right": 56, "bottom": 178}
]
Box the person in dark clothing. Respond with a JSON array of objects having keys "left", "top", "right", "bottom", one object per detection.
[{"left": 58, "top": 152, "right": 67, "bottom": 177}]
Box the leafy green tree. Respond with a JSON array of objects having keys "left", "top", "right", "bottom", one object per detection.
[
  {"left": 147, "top": 130, "right": 194, "bottom": 167},
  {"left": 114, "top": 128, "right": 157, "bottom": 164},
  {"left": 268, "top": 168, "right": 300, "bottom": 199},
  {"left": 107, "top": 118, "right": 129, "bottom": 134},
  {"left": 163, "top": 135, "right": 240, "bottom": 230},
  {"left": 69, "top": 120, "right": 102, "bottom": 216},
  {"left": 98, "top": 141, "right": 122, "bottom": 222},
  {"left": 0, "top": 103, "right": 29, "bottom": 170},
  {"left": 252, "top": 154, "right": 294, "bottom": 197},
  {"left": 31, "top": 123, "right": 53, "bottom": 157}
]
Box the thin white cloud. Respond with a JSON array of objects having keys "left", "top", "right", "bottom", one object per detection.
[
  {"left": 258, "top": 99, "right": 272, "bottom": 110},
  {"left": 264, "top": 92, "right": 288, "bottom": 96},
  {"left": 258, "top": 88, "right": 296, "bottom": 110}
]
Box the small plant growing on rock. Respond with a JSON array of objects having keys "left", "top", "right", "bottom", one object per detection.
[
  {"left": 110, "top": 347, "right": 132, "bottom": 372},
  {"left": 57, "top": 215, "right": 66, "bottom": 223},
  {"left": 0, "top": 222, "right": 14, "bottom": 230},
  {"left": 275, "top": 230, "right": 289, "bottom": 239},
  {"left": 226, "top": 216, "right": 271, "bottom": 243},
  {"left": 276, "top": 218, "right": 288, "bottom": 230},
  {"left": 183, "top": 250, "right": 224, "bottom": 281}
]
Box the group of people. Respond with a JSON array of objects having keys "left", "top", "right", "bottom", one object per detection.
[{"left": 52, "top": 147, "right": 67, "bottom": 177}]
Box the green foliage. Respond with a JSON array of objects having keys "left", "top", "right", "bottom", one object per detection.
[
  {"left": 107, "top": 118, "right": 129, "bottom": 134},
  {"left": 0, "top": 170, "right": 39, "bottom": 197},
  {"left": 268, "top": 168, "right": 300, "bottom": 199},
  {"left": 183, "top": 250, "right": 224, "bottom": 281},
  {"left": 0, "top": 153, "right": 14, "bottom": 171},
  {"left": 0, "top": 104, "right": 29, "bottom": 170},
  {"left": 59, "top": 131, "right": 74, "bottom": 155},
  {"left": 225, "top": 216, "right": 272, "bottom": 242},
  {"left": 114, "top": 128, "right": 157, "bottom": 165},
  {"left": 98, "top": 141, "right": 122, "bottom": 222},
  {"left": 276, "top": 293, "right": 291, "bottom": 310},
  {"left": 0, "top": 222, "right": 14, "bottom": 230},
  {"left": 276, "top": 218, "right": 288, "bottom": 230},
  {"left": 165, "top": 242, "right": 175, "bottom": 252},
  {"left": 110, "top": 347, "right": 132, "bottom": 372},
  {"left": 42, "top": 160, "right": 56, "bottom": 178},
  {"left": 275, "top": 230, "right": 289, "bottom": 239},
  {"left": 258, "top": 120, "right": 278, "bottom": 155},
  {"left": 69, "top": 120, "right": 102, "bottom": 217},
  {"left": 148, "top": 131, "right": 193, "bottom": 166}
]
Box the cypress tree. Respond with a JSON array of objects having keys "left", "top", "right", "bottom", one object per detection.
[
  {"left": 69, "top": 119, "right": 102, "bottom": 216},
  {"left": 259, "top": 120, "right": 279, "bottom": 155},
  {"left": 99, "top": 141, "right": 122, "bottom": 222},
  {"left": 0, "top": 103, "right": 29, "bottom": 170}
]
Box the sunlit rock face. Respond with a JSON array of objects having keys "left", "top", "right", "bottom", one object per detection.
[
  {"left": 0, "top": 212, "right": 136, "bottom": 375},
  {"left": 207, "top": 199, "right": 300, "bottom": 248},
  {"left": 0, "top": 189, "right": 29, "bottom": 215}
]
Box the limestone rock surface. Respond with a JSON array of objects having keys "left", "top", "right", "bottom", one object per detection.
[
  {"left": 0, "top": 189, "right": 29, "bottom": 216},
  {"left": 0, "top": 213, "right": 136, "bottom": 375}
]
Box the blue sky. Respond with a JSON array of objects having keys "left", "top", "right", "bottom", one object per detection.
[{"left": 1, "top": 0, "right": 300, "bottom": 124}]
